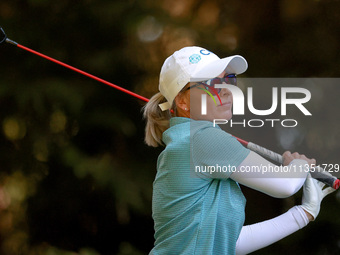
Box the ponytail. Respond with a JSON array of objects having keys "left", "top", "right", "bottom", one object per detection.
[{"left": 143, "top": 92, "right": 173, "bottom": 147}]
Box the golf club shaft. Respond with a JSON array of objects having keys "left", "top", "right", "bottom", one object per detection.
[
  {"left": 4, "top": 37, "right": 339, "bottom": 189},
  {"left": 6, "top": 38, "right": 149, "bottom": 102}
]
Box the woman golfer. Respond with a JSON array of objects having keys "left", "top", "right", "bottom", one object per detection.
[{"left": 143, "top": 46, "right": 335, "bottom": 254}]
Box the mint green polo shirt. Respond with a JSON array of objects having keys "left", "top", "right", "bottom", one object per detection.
[{"left": 150, "top": 117, "right": 250, "bottom": 255}]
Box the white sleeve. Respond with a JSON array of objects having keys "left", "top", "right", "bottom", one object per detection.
[
  {"left": 235, "top": 206, "right": 309, "bottom": 255},
  {"left": 230, "top": 151, "right": 309, "bottom": 198}
]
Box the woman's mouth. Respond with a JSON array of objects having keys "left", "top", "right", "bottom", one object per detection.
[{"left": 220, "top": 101, "right": 232, "bottom": 107}]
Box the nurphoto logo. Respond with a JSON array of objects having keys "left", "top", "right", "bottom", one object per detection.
[{"left": 200, "top": 83, "right": 312, "bottom": 128}]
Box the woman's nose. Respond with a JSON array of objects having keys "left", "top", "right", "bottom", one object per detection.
[{"left": 219, "top": 87, "right": 232, "bottom": 97}]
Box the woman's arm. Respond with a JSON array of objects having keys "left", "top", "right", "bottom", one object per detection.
[
  {"left": 235, "top": 174, "right": 336, "bottom": 254},
  {"left": 235, "top": 206, "right": 309, "bottom": 255},
  {"left": 192, "top": 126, "right": 314, "bottom": 198},
  {"left": 230, "top": 151, "right": 309, "bottom": 198}
]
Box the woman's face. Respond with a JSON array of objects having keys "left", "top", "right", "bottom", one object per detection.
[{"left": 177, "top": 72, "right": 234, "bottom": 121}]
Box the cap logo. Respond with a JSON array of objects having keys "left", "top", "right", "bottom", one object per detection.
[
  {"left": 189, "top": 54, "right": 201, "bottom": 64},
  {"left": 200, "top": 49, "right": 211, "bottom": 55}
]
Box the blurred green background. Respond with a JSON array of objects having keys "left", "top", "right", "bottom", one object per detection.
[{"left": 1, "top": 0, "right": 340, "bottom": 254}]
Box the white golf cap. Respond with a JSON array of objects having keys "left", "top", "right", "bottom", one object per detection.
[{"left": 158, "top": 46, "right": 248, "bottom": 111}]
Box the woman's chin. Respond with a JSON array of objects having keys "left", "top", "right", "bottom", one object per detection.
[
  {"left": 217, "top": 109, "right": 232, "bottom": 120},
  {"left": 225, "top": 113, "right": 232, "bottom": 120}
]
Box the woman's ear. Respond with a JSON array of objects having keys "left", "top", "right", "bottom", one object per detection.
[{"left": 175, "top": 90, "right": 190, "bottom": 112}]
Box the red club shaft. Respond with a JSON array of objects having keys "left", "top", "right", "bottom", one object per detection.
[{"left": 16, "top": 43, "right": 149, "bottom": 103}]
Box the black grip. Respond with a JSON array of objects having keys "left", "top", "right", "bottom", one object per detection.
[{"left": 310, "top": 170, "right": 339, "bottom": 189}]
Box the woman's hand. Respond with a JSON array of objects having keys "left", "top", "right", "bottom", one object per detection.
[
  {"left": 301, "top": 173, "right": 336, "bottom": 221},
  {"left": 282, "top": 151, "right": 316, "bottom": 167}
]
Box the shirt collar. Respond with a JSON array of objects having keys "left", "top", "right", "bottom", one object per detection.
[{"left": 169, "top": 117, "right": 191, "bottom": 127}]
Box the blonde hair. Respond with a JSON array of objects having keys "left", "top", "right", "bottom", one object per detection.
[{"left": 143, "top": 92, "right": 173, "bottom": 147}]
